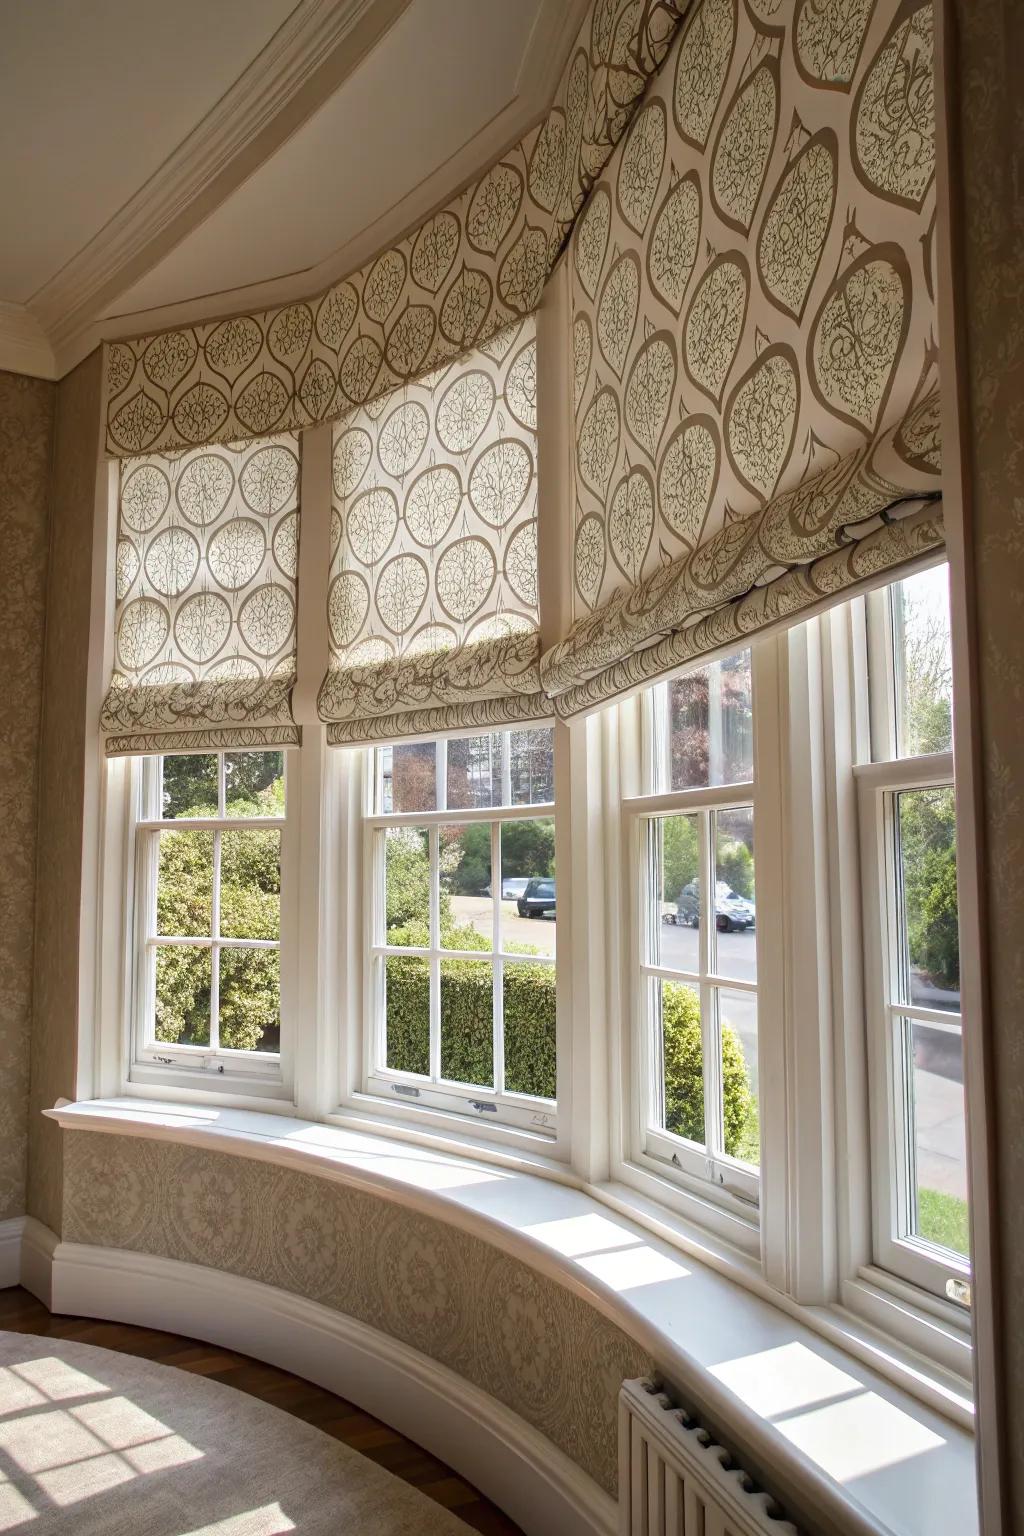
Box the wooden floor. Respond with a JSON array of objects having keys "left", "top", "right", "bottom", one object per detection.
[{"left": 0, "top": 1286, "right": 524, "bottom": 1536}]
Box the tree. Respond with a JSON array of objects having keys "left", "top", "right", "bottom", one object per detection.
[{"left": 662, "top": 816, "right": 698, "bottom": 902}]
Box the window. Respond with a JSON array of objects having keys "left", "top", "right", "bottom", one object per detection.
[
  {"left": 364, "top": 727, "right": 558, "bottom": 1134},
  {"left": 859, "top": 565, "right": 968, "bottom": 1301},
  {"left": 626, "top": 650, "right": 764, "bottom": 1220},
  {"left": 130, "top": 750, "right": 295, "bottom": 1089}
]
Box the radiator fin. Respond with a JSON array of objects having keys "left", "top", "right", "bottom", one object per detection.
[{"left": 619, "top": 1378, "right": 800, "bottom": 1536}]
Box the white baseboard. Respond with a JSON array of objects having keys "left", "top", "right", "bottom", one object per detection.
[
  {"left": 0, "top": 1218, "right": 25, "bottom": 1289},
  {"left": 39, "top": 1238, "right": 615, "bottom": 1536}
]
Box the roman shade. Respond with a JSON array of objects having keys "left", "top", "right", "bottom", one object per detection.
[
  {"left": 540, "top": 0, "right": 942, "bottom": 717},
  {"left": 102, "top": 0, "right": 690, "bottom": 460},
  {"left": 317, "top": 317, "right": 546, "bottom": 745},
  {"left": 100, "top": 435, "right": 301, "bottom": 756}
]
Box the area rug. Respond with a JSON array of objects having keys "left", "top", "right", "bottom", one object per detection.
[{"left": 0, "top": 1330, "right": 472, "bottom": 1533}]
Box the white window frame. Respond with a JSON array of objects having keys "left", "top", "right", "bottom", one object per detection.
[
  {"left": 357, "top": 726, "right": 564, "bottom": 1143},
  {"left": 126, "top": 748, "right": 300, "bottom": 1100}
]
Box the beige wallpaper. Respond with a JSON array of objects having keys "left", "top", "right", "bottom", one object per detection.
[
  {"left": 28, "top": 352, "right": 103, "bottom": 1232},
  {"left": 0, "top": 370, "right": 53, "bottom": 1221},
  {"left": 61, "top": 1131, "right": 654, "bottom": 1496},
  {"left": 950, "top": 0, "right": 1024, "bottom": 1525}
]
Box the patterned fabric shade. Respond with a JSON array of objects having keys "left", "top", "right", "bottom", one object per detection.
[
  {"left": 317, "top": 318, "right": 546, "bottom": 745},
  {"left": 103, "top": 0, "right": 690, "bottom": 460},
  {"left": 100, "top": 435, "right": 301, "bottom": 756},
  {"left": 540, "top": 0, "right": 942, "bottom": 717}
]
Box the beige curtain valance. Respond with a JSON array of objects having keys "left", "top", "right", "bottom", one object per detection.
[
  {"left": 543, "top": 0, "right": 941, "bottom": 718},
  {"left": 102, "top": 0, "right": 690, "bottom": 461},
  {"left": 100, "top": 435, "right": 302, "bottom": 757},
  {"left": 317, "top": 317, "right": 548, "bottom": 746}
]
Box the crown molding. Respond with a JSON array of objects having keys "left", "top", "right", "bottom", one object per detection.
[
  {"left": 29, "top": 0, "right": 413, "bottom": 357},
  {"left": 0, "top": 303, "right": 57, "bottom": 380},
  {"left": 42, "top": 0, "right": 590, "bottom": 379}
]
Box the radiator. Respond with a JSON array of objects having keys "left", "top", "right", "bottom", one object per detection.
[{"left": 619, "top": 1378, "right": 801, "bottom": 1536}]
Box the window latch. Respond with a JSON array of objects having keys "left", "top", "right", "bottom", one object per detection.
[
  {"left": 945, "top": 1276, "right": 971, "bottom": 1309},
  {"left": 469, "top": 1100, "right": 497, "bottom": 1114},
  {"left": 392, "top": 1083, "right": 420, "bottom": 1098}
]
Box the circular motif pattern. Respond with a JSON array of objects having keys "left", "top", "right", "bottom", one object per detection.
[
  {"left": 141, "top": 661, "right": 195, "bottom": 685},
  {"left": 208, "top": 656, "right": 262, "bottom": 681},
  {"left": 207, "top": 518, "right": 267, "bottom": 591},
  {"left": 404, "top": 465, "right": 462, "bottom": 548},
  {"left": 504, "top": 520, "right": 538, "bottom": 607},
  {"left": 328, "top": 571, "right": 370, "bottom": 649},
  {"left": 436, "top": 370, "right": 495, "bottom": 454},
  {"left": 406, "top": 622, "right": 457, "bottom": 656},
  {"left": 574, "top": 513, "right": 606, "bottom": 610},
  {"left": 468, "top": 439, "right": 534, "bottom": 528},
  {"left": 480, "top": 1260, "right": 562, "bottom": 1418},
  {"left": 275, "top": 1174, "right": 345, "bottom": 1300},
  {"left": 505, "top": 338, "right": 537, "bottom": 430},
  {"left": 115, "top": 538, "right": 140, "bottom": 600},
  {"left": 436, "top": 536, "right": 497, "bottom": 622},
  {"left": 176, "top": 454, "right": 234, "bottom": 527},
  {"left": 659, "top": 418, "right": 720, "bottom": 546},
  {"left": 348, "top": 636, "right": 394, "bottom": 665},
  {"left": 376, "top": 555, "right": 429, "bottom": 635},
  {"left": 144, "top": 525, "right": 201, "bottom": 598},
  {"left": 378, "top": 401, "right": 430, "bottom": 479},
  {"left": 118, "top": 597, "right": 169, "bottom": 671},
  {"left": 170, "top": 1160, "right": 254, "bottom": 1271},
  {"left": 174, "top": 591, "right": 232, "bottom": 664},
  {"left": 238, "top": 584, "right": 295, "bottom": 658},
  {"left": 333, "top": 428, "right": 372, "bottom": 499},
  {"left": 240, "top": 444, "right": 299, "bottom": 516},
  {"left": 272, "top": 511, "right": 299, "bottom": 579},
  {"left": 347, "top": 486, "right": 399, "bottom": 565},
  {"left": 121, "top": 463, "right": 170, "bottom": 533}
]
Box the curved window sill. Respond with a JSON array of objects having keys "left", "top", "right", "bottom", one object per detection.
[{"left": 47, "top": 1097, "right": 977, "bottom": 1536}]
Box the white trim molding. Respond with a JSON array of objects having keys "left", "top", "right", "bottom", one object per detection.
[
  {"left": 0, "top": 304, "right": 57, "bottom": 381},
  {"left": 36, "top": 1234, "right": 615, "bottom": 1536}
]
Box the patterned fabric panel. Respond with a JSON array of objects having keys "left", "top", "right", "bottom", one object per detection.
[
  {"left": 542, "top": 394, "right": 941, "bottom": 702},
  {"left": 103, "top": 0, "right": 691, "bottom": 459},
  {"left": 547, "top": 0, "right": 939, "bottom": 706},
  {"left": 100, "top": 435, "right": 301, "bottom": 756},
  {"left": 318, "top": 316, "right": 549, "bottom": 744}
]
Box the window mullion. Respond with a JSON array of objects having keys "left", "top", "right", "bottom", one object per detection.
[
  {"left": 429, "top": 825, "right": 440, "bottom": 1082},
  {"left": 210, "top": 828, "right": 222, "bottom": 1052},
  {"left": 698, "top": 811, "right": 721, "bottom": 1160},
  {"left": 493, "top": 820, "right": 504, "bottom": 1095}
]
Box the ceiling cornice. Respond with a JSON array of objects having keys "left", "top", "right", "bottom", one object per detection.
[
  {"left": 0, "top": 304, "right": 57, "bottom": 381},
  {"left": 39, "top": 0, "right": 590, "bottom": 380},
  {"left": 30, "top": 0, "right": 412, "bottom": 360}
]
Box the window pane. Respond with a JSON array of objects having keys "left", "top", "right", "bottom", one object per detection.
[
  {"left": 384, "top": 954, "right": 429, "bottom": 1075},
  {"left": 225, "top": 751, "right": 284, "bottom": 816},
  {"left": 505, "top": 818, "right": 556, "bottom": 956},
  {"left": 503, "top": 961, "right": 556, "bottom": 1100},
  {"left": 219, "top": 947, "right": 280, "bottom": 1053},
  {"left": 510, "top": 728, "right": 555, "bottom": 805},
  {"left": 660, "top": 980, "right": 704, "bottom": 1147},
  {"left": 656, "top": 815, "right": 699, "bottom": 975},
  {"left": 161, "top": 754, "right": 217, "bottom": 818},
  {"left": 441, "top": 823, "right": 493, "bottom": 951},
  {"left": 896, "top": 786, "right": 960, "bottom": 1012},
  {"left": 378, "top": 742, "right": 436, "bottom": 813},
  {"left": 220, "top": 829, "right": 281, "bottom": 941},
  {"left": 718, "top": 988, "right": 759, "bottom": 1165},
  {"left": 440, "top": 958, "right": 493, "bottom": 1087},
  {"left": 712, "top": 807, "right": 756, "bottom": 981},
  {"left": 384, "top": 827, "right": 429, "bottom": 945},
  {"left": 156, "top": 830, "right": 213, "bottom": 936},
  {"left": 669, "top": 651, "right": 752, "bottom": 790},
  {"left": 154, "top": 945, "right": 211, "bottom": 1046},
  {"left": 447, "top": 734, "right": 500, "bottom": 809},
  {"left": 893, "top": 565, "right": 953, "bottom": 757},
  {"left": 910, "top": 1019, "right": 969, "bottom": 1257}
]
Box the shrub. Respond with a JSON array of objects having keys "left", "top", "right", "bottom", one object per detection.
[
  {"left": 661, "top": 982, "right": 758, "bottom": 1159},
  {"left": 716, "top": 838, "right": 754, "bottom": 900}
]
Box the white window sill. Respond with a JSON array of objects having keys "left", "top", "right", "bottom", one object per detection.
[{"left": 48, "top": 1098, "right": 977, "bottom": 1536}]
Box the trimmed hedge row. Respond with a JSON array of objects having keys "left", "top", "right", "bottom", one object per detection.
[{"left": 384, "top": 944, "right": 757, "bottom": 1161}]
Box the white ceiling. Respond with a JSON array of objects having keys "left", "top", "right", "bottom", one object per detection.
[{"left": 0, "top": 0, "right": 587, "bottom": 379}]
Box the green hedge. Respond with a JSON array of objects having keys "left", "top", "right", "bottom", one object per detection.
[{"left": 384, "top": 942, "right": 756, "bottom": 1158}]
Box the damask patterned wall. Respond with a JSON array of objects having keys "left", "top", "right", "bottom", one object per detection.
[
  {"left": 61, "top": 1132, "right": 655, "bottom": 1496},
  {"left": 0, "top": 371, "right": 53, "bottom": 1221},
  {"left": 949, "top": 0, "right": 1024, "bottom": 1525},
  {"left": 29, "top": 353, "right": 104, "bottom": 1233}
]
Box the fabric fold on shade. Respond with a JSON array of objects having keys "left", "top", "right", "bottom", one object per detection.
[
  {"left": 103, "top": 0, "right": 690, "bottom": 459},
  {"left": 101, "top": 434, "right": 302, "bottom": 757},
  {"left": 549, "top": 0, "right": 941, "bottom": 719},
  {"left": 318, "top": 316, "right": 547, "bottom": 747}
]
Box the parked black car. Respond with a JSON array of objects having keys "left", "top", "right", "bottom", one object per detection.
[{"left": 517, "top": 877, "right": 556, "bottom": 918}]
